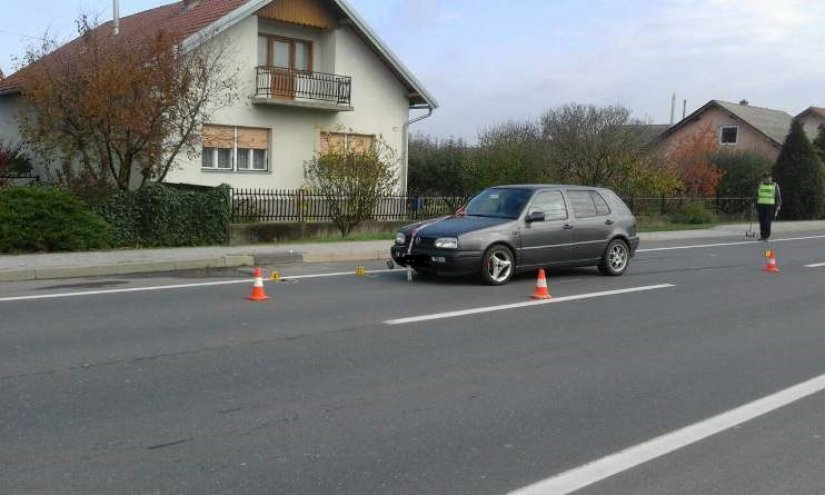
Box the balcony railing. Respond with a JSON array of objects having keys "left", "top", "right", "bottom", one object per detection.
[{"left": 255, "top": 66, "right": 352, "bottom": 106}]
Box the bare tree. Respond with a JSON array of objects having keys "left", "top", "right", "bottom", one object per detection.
[
  {"left": 466, "top": 120, "right": 554, "bottom": 191},
  {"left": 16, "top": 16, "right": 237, "bottom": 192},
  {"left": 540, "top": 104, "right": 650, "bottom": 190}
]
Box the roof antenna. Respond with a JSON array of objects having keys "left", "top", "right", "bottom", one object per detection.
[
  {"left": 670, "top": 93, "right": 676, "bottom": 125},
  {"left": 113, "top": 0, "right": 120, "bottom": 35}
]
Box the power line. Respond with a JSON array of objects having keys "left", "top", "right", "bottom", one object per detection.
[{"left": 0, "top": 28, "right": 50, "bottom": 42}]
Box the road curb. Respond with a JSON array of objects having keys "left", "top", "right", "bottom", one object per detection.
[{"left": 0, "top": 255, "right": 255, "bottom": 282}]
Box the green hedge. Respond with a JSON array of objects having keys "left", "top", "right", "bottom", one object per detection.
[
  {"left": 0, "top": 186, "right": 112, "bottom": 253},
  {"left": 95, "top": 184, "right": 231, "bottom": 247},
  {"left": 668, "top": 202, "right": 718, "bottom": 225}
]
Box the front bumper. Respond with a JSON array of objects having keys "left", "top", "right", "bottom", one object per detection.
[{"left": 390, "top": 245, "right": 482, "bottom": 274}]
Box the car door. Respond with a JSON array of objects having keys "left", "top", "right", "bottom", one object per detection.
[
  {"left": 566, "top": 189, "right": 614, "bottom": 261},
  {"left": 518, "top": 189, "right": 574, "bottom": 268}
]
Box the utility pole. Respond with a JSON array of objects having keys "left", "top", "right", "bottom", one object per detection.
[
  {"left": 113, "top": 0, "right": 120, "bottom": 35},
  {"left": 670, "top": 93, "right": 676, "bottom": 125}
]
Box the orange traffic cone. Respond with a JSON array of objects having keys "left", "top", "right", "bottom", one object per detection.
[
  {"left": 764, "top": 250, "right": 779, "bottom": 273},
  {"left": 247, "top": 267, "right": 271, "bottom": 301},
  {"left": 531, "top": 269, "right": 552, "bottom": 299}
]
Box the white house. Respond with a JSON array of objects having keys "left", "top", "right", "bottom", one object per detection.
[{"left": 0, "top": 0, "right": 438, "bottom": 191}]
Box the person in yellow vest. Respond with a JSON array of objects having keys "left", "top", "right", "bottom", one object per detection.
[{"left": 754, "top": 172, "right": 781, "bottom": 240}]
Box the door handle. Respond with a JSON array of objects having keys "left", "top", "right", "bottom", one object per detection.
[
  {"left": 605, "top": 219, "right": 614, "bottom": 225},
  {"left": 563, "top": 224, "right": 574, "bottom": 230}
]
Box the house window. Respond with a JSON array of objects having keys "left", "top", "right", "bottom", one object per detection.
[
  {"left": 320, "top": 132, "right": 375, "bottom": 155},
  {"left": 720, "top": 126, "right": 738, "bottom": 145},
  {"left": 257, "top": 35, "right": 313, "bottom": 70},
  {"left": 202, "top": 125, "right": 270, "bottom": 172}
]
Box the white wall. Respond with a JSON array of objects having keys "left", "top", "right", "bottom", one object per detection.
[
  {"left": 0, "top": 96, "right": 22, "bottom": 146},
  {"left": 164, "top": 15, "right": 411, "bottom": 190}
]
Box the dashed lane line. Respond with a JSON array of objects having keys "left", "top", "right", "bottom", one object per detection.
[
  {"left": 509, "top": 371, "right": 825, "bottom": 495},
  {"left": 383, "top": 284, "right": 675, "bottom": 325}
]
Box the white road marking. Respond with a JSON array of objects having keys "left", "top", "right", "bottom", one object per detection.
[
  {"left": 383, "top": 284, "right": 675, "bottom": 325},
  {"left": 0, "top": 279, "right": 252, "bottom": 302},
  {"left": 0, "top": 269, "right": 397, "bottom": 303},
  {"left": 637, "top": 234, "right": 825, "bottom": 253},
  {"left": 509, "top": 372, "right": 825, "bottom": 495},
  {"left": 805, "top": 262, "right": 825, "bottom": 268},
  {"left": 2, "top": 232, "right": 823, "bottom": 303}
]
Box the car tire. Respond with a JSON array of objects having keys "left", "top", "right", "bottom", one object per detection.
[
  {"left": 480, "top": 244, "right": 515, "bottom": 285},
  {"left": 598, "top": 238, "right": 629, "bottom": 276}
]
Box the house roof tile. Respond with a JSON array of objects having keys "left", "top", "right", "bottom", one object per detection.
[
  {"left": 0, "top": 0, "right": 249, "bottom": 94},
  {"left": 0, "top": 0, "right": 438, "bottom": 108},
  {"left": 713, "top": 100, "right": 793, "bottom": 145},
  {"left": 660, "top": 99, "right": 793, "bottom": 146}
]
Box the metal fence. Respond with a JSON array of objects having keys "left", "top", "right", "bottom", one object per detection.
[
  {"left": 231, "top": 188, "right": 754, "bottom": 223},
  {"left": 231, "top": 189, "right": 467, "bottom": 223},
  {"left": 624, "top": 196, "right": 753, "bottom": 220},
  {"left": 0, "top": 174, "right": 40, "bottom": 186},
  {"left": 255, "top": 66, "right": 352, "bottom": 105}
]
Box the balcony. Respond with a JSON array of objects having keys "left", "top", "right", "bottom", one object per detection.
[{"left": 252, "top": 66, "right": 353, "bottom": 111}]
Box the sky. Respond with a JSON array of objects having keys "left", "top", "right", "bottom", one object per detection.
[{"left": 2, "top": 0, "right": 825, "bottom": 141}]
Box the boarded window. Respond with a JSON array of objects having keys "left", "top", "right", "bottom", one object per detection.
[{"left": 320, "top": 131, "right": 374, "bottom": 155}]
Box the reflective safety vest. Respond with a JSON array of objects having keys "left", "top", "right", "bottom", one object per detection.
[{"left": 757, "top": 183, "right": 776, "bottom": 205}]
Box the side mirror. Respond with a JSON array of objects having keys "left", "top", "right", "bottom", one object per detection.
[{"left": 526, "top": 211, "right": 545, "bottom": 223}]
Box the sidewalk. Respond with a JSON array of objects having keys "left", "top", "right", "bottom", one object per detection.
[{"left": 2, "top": 221, "right": 824, "bottom": 282}]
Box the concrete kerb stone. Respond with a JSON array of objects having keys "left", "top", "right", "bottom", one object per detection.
[{"left": 0, "top": 256, "right": 257, "bottom": 282}]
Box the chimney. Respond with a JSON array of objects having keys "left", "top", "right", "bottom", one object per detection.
[
  {"left": 183, "top": 0, "right": 201, "bottom": 10},
  {"left": 670, "top": 93, "right": 676, "bottom": 125},
  {"left": 113, "top": 0, "right": 120, "bottom": 35},
  {"left": 739, "top": 99, "right": 749, "bottom": 106}
]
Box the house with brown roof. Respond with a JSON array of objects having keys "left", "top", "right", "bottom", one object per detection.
[
  {"left": 796, "top": 106, "right": 825, "bottom": 141},
  {"left": 0, "top": 0, "right": 437, "bottom": 191},
  {"left": 657, "top": 99, "right": 793, "bottom": 163}
]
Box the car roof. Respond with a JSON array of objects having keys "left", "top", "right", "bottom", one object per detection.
[{"left": 488, "top": 184, "right": 607, "bottom": 191}]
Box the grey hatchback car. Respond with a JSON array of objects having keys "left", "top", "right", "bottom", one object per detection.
[{"left": 390, "top": 185, "right": 639, "bottom": 285}]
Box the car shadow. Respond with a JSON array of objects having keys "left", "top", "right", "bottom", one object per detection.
[{"left": 402, "top": 266, "right": 602, "bottom": 287}]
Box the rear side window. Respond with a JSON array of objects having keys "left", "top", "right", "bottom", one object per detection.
[
  {"left": 592, "top": 191, "right": 611, "bottom": 216},
  {"left": 568, "top": 190, "right": 612, "bottom": 218},
  {"left": 567, "top": 190, "right": 598, "bottom": 218},
  {"left": 528, "top": 190, "right": 568, "bottom": 221}
]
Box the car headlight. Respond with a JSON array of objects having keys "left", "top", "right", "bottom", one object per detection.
[
  {"left": 435, "top": 237, "right": 458, "bottom": 249},
  {"left": 395, "top": 232, "right": 407, "bottom": 245}
]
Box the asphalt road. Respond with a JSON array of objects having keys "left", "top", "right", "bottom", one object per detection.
[{"left": 3, "top": 233, "right": 825, "bottom": 494}]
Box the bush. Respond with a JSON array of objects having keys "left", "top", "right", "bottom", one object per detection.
[
  {"left": 668, "top": 202, "right": 717, "bottom": 224},
  {"left": 95, "top": 183, "right": 231, "bottom": 247},
  {"left": 773, "top": 120, "right": 824, "bottom": 219},
  {"left": 0, "top": 186, "right": 112, "bottom": 253},
  {"left": 714, "top": 150, "right": 772, "bottom": 200}
]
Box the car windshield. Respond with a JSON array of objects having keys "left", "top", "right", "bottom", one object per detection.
[{"left": 465, "top": 188, "right": 532, "bottom": 219}]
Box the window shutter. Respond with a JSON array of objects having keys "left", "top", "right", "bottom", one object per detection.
[
  {"left": 320, "top": 132, "right": 346, "bottom": 154},
  {"left": 349, "top": 134, "right": 374, "bottom": 154},
  {"left": 202, "top": 125, "right": 234, "bottom": 148},
  {"left": 237, "top": 128, "right": 269, "bottom": 150}
]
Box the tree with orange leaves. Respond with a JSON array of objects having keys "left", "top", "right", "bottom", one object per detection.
[
  {"left": 664, "top": 123, "right": 724, "bottom": 197},
  {"left": 16, "top": 16, "right": 237, "bottom": 191}
]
